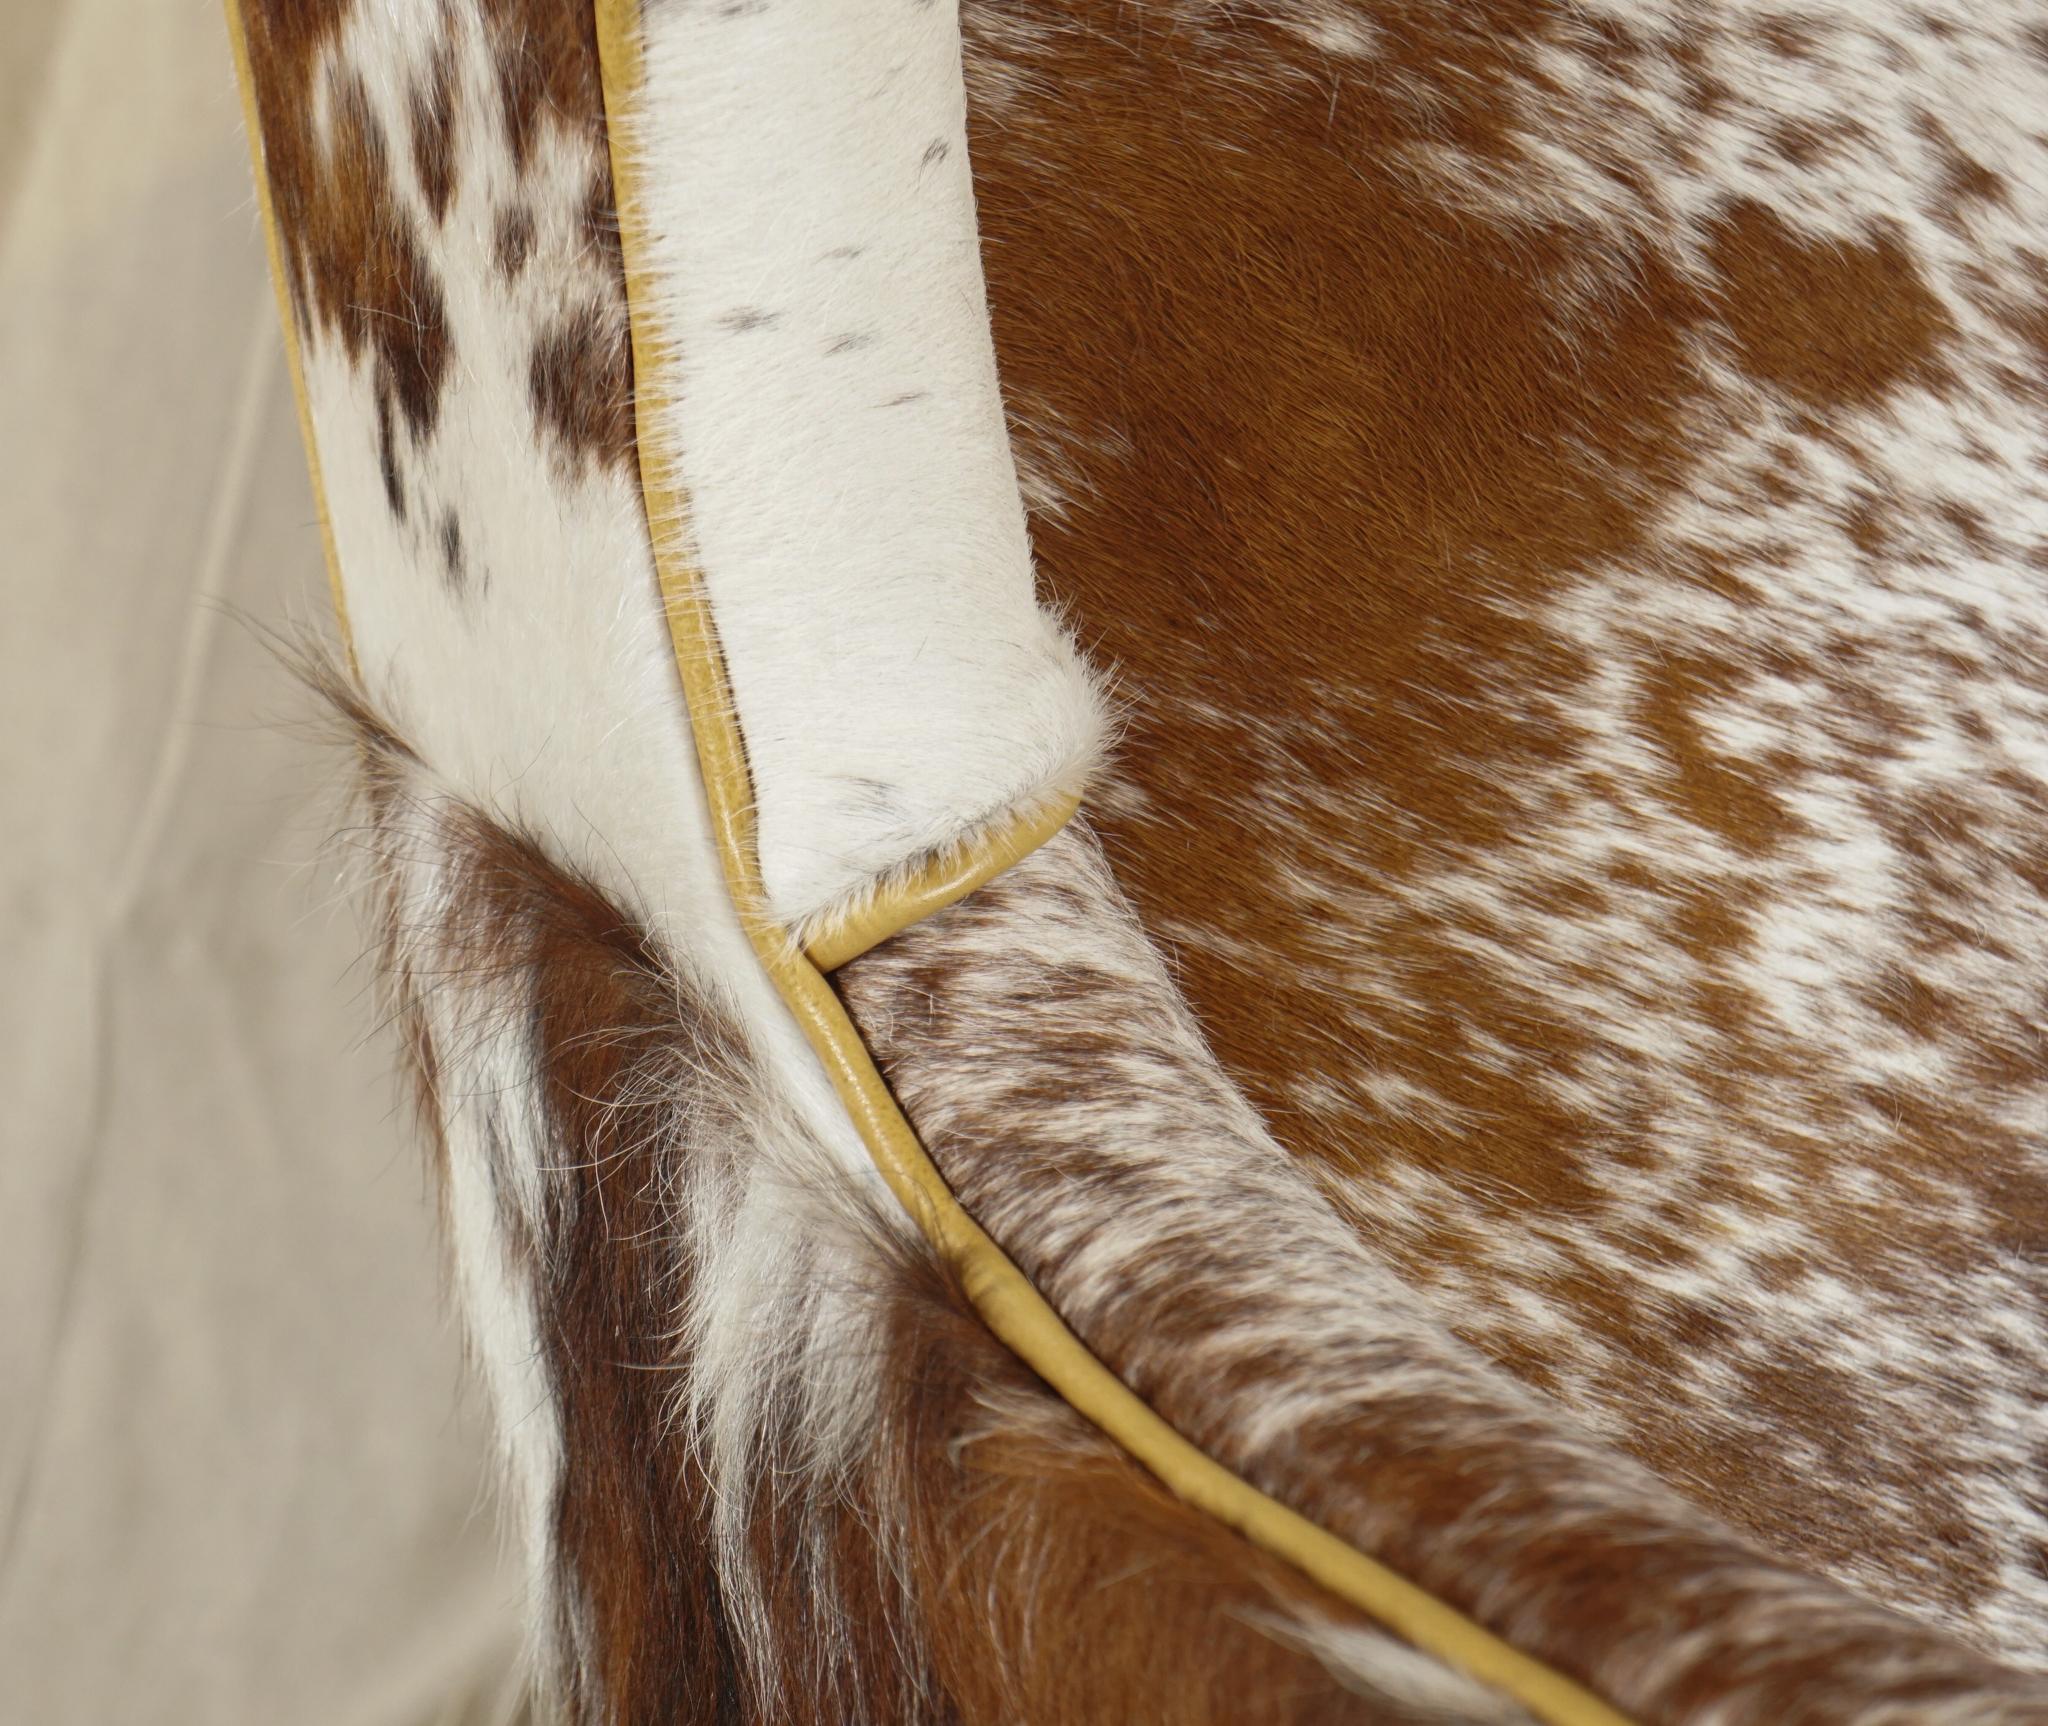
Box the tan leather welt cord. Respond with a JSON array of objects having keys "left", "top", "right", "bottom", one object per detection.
[
  {"left": 593, "top": 6, "right": 1638, "bottom": 1724},
  {"left": 222, "top": 0, "right": 357, "bottom": 675},
  {"left": 802, "top": 788, "right": 1081, "bottom": 973}
]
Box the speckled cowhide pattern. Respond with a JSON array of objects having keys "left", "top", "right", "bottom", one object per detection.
[
  {"left": 236, "top": 0, "right": 2048, "bottom": 1720},
  {"left": 840, "top": 831, "right": 2048, "bottom": 1721},
  {"left": 238, "top": 1, "right": 1558, "bottom": 1719},
  {"left": 944, "top": 0, "right": 2048, "bottom": 1667}
]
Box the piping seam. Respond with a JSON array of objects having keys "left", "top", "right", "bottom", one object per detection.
[{"left": 591, "top": 7, "right": 1641, "bottom": 1725}]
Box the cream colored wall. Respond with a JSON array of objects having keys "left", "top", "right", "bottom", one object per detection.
[{"left": 0, "top": 2, "right": 524, "bottom": 1719}]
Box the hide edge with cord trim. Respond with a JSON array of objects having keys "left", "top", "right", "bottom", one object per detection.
[{"left": 225, "top": 0, "right": 2048, "bottom": 1720}]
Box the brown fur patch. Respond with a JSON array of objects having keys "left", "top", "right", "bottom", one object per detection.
[
  {"left": 242, "top": 17, "right": 444, "bottom": 407},
  {"left": 1706, "top": 199, "right": 1956, "bottom": 407},
  {"left": 480, "top": 0, "right": 610, "bottom": 173},
  {"left": 241, "top": 0, "right": 636, "bottom": 502},
  {"left": 410, "top": 38, "right": 460, "bottom": 224},
  {"left": 494, "top": 203, "right": 536, "bottom": 278},
  {"left": 530, "top": 301, "right": 635, "bottom": 479},
  {"left": 244, "top": 5, "right": 451, "bottom": 507}
]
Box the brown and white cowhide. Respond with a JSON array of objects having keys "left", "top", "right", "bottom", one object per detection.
[
  {"left": 955, "top": 0, "right": 2048, "bottom": 1665},
  {"left": 230, "top": 0, "right": 2048, "bottom": 1721}
]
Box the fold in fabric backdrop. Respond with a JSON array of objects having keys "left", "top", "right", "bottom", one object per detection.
[{"left": 0, "top": 1, "right": 523, "bottom": 1720}]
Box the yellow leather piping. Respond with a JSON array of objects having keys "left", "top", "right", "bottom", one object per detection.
[
  {"left": 593, "top": 7, "right": 1637, "bottom": 1724},
  {"left": 802, "top": 788, "right": 1082, "bottom": 973},
  {"left": 222, "top": 0, "right": 357, "bottom": 675}
]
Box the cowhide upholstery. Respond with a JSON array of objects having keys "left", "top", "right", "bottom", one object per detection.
[
  {"left": 950, "top": 0, "right": 2048, "bottom": 1664},
  {"left": 228, "top": 1, "right": 2048, "bottom": 1722}
]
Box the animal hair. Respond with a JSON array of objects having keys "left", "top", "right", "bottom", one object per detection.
[{"left": 299, "top": 646, "right": 1533, "bottom": 1725}]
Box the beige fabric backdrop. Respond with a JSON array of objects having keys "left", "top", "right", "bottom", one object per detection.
[{"left": 0, "top": 1, "right": 527, "bottom": 1719}]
